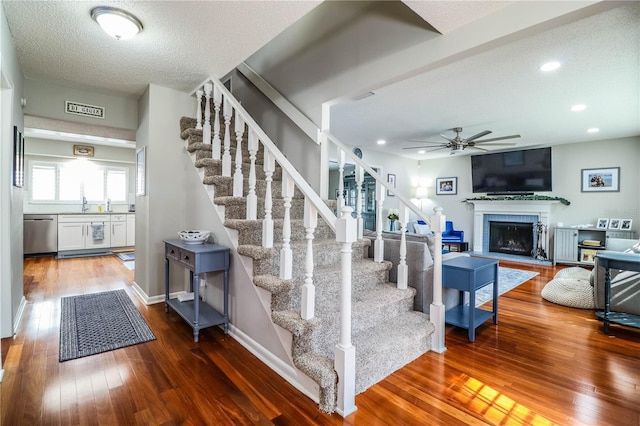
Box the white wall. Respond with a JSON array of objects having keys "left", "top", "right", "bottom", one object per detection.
[
  {"left": 23, "top": 78, "right": 138, "bottom": 131},
  {"left": 0, "top": 3, "right": 25, "bottom": 360}
]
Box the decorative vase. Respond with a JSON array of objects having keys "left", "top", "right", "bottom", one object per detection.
[{"left": 390, "top": 221, "right": 396, "bottom": 232}]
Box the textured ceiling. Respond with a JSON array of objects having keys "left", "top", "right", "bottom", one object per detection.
[
  {"left": 403, "top": 0, "right": 513, "bottom": 34},
  {"left": 329, "top": 1, "right": 640, "bottom": 159},
  {"left": 2, "top": 0, "right": 321, "bottom": 98}
]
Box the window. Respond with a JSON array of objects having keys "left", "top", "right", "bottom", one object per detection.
[{"left": 29, "top": 160, "right": 128, "bottom": 204}]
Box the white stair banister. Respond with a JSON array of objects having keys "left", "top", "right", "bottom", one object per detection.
[
  {"left": 355, "top": 165, "right": 364, "bottom": 240},
  {"left": 195, "top": 89, "right": 203, "bottom": 130},
  {"left": 262, "top": 149, "right": 275, "bottom": 248},
  {"left": 430, "top": 207, "right": 447, "bottom": 353},
  {"left": 212, "top": 84, "right": 222, "bottom": 160},
  {"left": 222, "top": 98, "right": 232, "bottom": 176},
  {"left": 203, "top": 83, "right": 212, "bottom": 145},
  {"left": 374, "top": 180, "right": 385, "bottom": 263},
  {"left": 233, "top": 109, "right": 245, "bottom": 197},
  {"left": 279, "top": 170, "right": 294, "bottom": 280},
  {"left": 301, "top": 198, "right": 317, "bottom": 320},
  {"left": 397, "top": 204, "right": 409, "bottom": 290},
  {"left": 337, "top": 149, "right": 345, "bottom": 218},
  {"left": 335, "top": 206, "right": 357, "bottom": 416},
  {"left": 246, "top": 129, "right": 258, "bottom": 220}
]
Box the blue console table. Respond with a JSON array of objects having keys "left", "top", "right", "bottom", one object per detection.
[
  {"left": 164, "top": 239, "right": 230, "bottom": 342},
  {"left": 594, "top": 251, "right": 640, "bottom": 334},
  {"left": 442, "top": 256, "right": 499, "bottom": 342}
]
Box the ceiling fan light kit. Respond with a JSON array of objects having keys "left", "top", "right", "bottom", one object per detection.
[{"left": 404, "top": 126, "right": 521, "bottom": 154}]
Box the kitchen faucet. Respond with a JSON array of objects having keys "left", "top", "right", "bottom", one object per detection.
[{"left": 82, "top": 196, "right": 89, "bottom": 213}]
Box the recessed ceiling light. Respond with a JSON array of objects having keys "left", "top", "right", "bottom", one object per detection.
[
  {"left": 570, "top": 104, "right": 586, "bottom": 112},
  {"left": 540, "top": 61, "right": 561, "bottom": 72},
  {"left": 377, "top": 139, "right": 386, "bottom": 145},
  {"left": 417, "top": 150, "right": 426, "bottom": 154},
  {"left": 587, "top": 128, "right": 600, "bottom": 133},
  {"left": 91, "top": 6, "right": 143, "bottom": 40}
]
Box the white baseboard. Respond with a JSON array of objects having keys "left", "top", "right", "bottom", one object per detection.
[
  {"left": 229, "top": 324, "right": 320, "bottom": 404},
  {"left": 13, "top": 296, "right": 27, "bottom": 335},
  {"left": 130, "top": 281, "right": 186, "bottom": 305}
]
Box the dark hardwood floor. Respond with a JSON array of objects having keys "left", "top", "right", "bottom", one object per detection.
[{"left": 2, "top": 255, "right": 639, "bottom": 425}]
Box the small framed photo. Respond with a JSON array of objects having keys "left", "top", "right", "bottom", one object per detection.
[
  {"left": 13, "top": 126, "right": 24, "bottom": 188},
  {"left": 436, "top": 177, "right": 457, "bottom": 195},
  {"left": 608, "top": 218, "right": 621, "bottom": 230},
  {"left": 73, "top": 144, "right": 94, "bottom": 157},
  {"left": 596, "top": 218, "right": 609, "bottom": 230},
  {"left": 580, "top": 248, "right": 597, "bottom": 264},
  {"left": 621, "top": 219, "right": 633, "bottom": 230},
  {"left": 387, "top": 173, "right": 396, "bottom": 196},
  {"left": 581, "top": 167, "right": 619, "bottom": 192}
]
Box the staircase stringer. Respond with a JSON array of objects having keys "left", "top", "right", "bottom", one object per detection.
[{"left": 179, "top": 135, "right": 324, "bottom": 406}]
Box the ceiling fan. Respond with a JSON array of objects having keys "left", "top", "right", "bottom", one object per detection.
[{"left": 403, "top": 127, "right": 521, "bottom": 155}]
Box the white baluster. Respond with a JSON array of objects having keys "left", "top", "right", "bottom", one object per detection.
[
  {"left": 397, "top": 205, "right": 409, "bottom": 289},
  {"left": 195, "top": 89, "right": 203, "bottom": 130},
  {"left": 430, "top": 207, "right": 447, "bottom": 353},
  {"left": 212, "top": 85, "right": 222, "bottom": 160},
  {"left": 280, "top": 170, "right": 294, "bottom": 280},
  {"left": 233, "top": 110, "right": 245, "bottom": 197},
  {"left": 337, "top": 149, "right": 345, "bottom": 218},
  {"left": 222, "top": 98, "right": 232, "bottom": 177},
  {"left": 262, "top": 149, "right": 275, "bottom": 248},
  {"left": 335, "top": 206, "right": 357, "bottom": 416},
  {"left": 374, "top": 180, "right": 386, "bottom": 262},
  {"left": 202, "top": 83, "right": 212, "bottom": 145},
  {"left": 301, "top": 199, "right": 317, "bottom": 320},
  {"left": 246, "top": 129, "right": 258, "bottom": 220},
  {"left": 355, "top": 165, "right": 364, "bottom": 240}
]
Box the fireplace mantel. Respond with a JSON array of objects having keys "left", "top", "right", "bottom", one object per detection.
[{"left": 469, "top": 200, "right": 559, "bottom": 253}]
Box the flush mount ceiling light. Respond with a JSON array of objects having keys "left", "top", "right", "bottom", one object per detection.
[
  {"left": 570, "top": 104, "right": 587, "bottom": 112},
  {"left": 377, "top": 139, "right": 386, "bottom": 145},
  {"left": 587, "top": 128, "right": 600, "bottom": 133},
  {"left": 540, "top": 61, "right": 561, "bottom": 72},
  {"left": 91, "top": 6, "right": 143, "bottom": 40}
]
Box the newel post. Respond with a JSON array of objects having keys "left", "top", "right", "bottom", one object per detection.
[
  {"left": 335, "top": 206, "right": 357, "bottom": 416},
  {"left": 397, "top": 204, "right": 409, "bottom": 289},
  {"left": 373, "top": 180, "right": 385, "bottom": 262},
  {"left": 430, "top": 206, "right": 447, "bottom": 353}
]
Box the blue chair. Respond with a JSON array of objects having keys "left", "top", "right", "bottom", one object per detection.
[{"left": 442, "top": 221, "right": 464, "bottom": 243}]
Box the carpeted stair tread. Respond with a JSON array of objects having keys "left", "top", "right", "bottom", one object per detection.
[
  {"left": 253, "top": 274, "right": 292, "bottom": 294},
  {"left": 352, "top": 311, "right": 432, "bottom": 393}
]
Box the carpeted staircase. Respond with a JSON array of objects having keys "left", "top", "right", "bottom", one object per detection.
[{"left": 179, "top": 114, "right": 434, "bottom": 413}]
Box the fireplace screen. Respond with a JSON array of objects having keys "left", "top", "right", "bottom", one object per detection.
[{"left": 489, "top": 221, "right": 534, "bottom": 256}]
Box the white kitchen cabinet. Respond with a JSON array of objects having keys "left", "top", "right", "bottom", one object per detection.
[
  {"left": 126, "top": 214, "right": 135, "bottom": 246},
  {"left": 110, "top": 215, "right": 127, "bottom": 247},
  {"left": 58, "top": 215, "right": 111, "bottom": 251}
]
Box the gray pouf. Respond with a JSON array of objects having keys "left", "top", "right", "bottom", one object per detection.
[
  {"left": 554, "top": 266, "right": 592, "bottom": 281},
  {"left": 541, "top": 278, "right": 596, "bottom": 309}
]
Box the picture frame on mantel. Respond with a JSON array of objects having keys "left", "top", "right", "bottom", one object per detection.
[
  {"left": 581, "top": 167, "right": 619, "bottom": 192},
  {"left": 436, "top": 177, "right": 457, "bottom": 195}
]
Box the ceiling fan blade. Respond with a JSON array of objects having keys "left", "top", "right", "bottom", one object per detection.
[
  {"left": 465, "top": 130, "right": 492, "bottom": 142},
  {"left": 473, "top": 134, "right": 521, "bottom": 143},
  {"left": 403, "top": 144, "right": 446, "bottom": 150},
  {"left": 407, "top": 139, "right": 446, "bottom": 144},
  {"left": 439, "top": 134, "right": 456, "bottom": 143}
]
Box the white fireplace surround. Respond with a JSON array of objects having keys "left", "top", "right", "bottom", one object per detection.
[{"left": 468, "top": 200, "right": 560, "bottom": 253}]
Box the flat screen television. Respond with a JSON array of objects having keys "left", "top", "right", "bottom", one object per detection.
[{"left": 471, "top": 147, "right": 552, "bottom": 194}]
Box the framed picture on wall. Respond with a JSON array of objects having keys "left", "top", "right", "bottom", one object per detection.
[
  {"left": 609, "top": 218, "right": 621, "bottom": 230},
  {"left": 596, "top": 218, "right": 609, "bottom": 230},
  {"left": 387, "top": 174, "right": 396, "bottom": 196},
  {"left": 136, "top": 146, "right": 146, "bottom": 196},
  {"left": 436, "top": 177, "right": 457, "bottom": 195},
  {"left": 581, "top": 167, "right": 620, "bottom": 192},
  {"left": 621, "top": 219, "right": 633, "bottom": 230},
  {"left": 13, "top": 126, "right": 24, "bottom": 188}
]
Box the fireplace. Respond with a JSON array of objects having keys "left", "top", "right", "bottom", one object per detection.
[
  {"left": 489, "top": 221, "right": 533, "bottom": 256},
  {"left": 468, "top": 200, "right": 558, "bottom": 260}
]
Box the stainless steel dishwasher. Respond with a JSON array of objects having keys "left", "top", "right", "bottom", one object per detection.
[{"left": 24, "top": 214, "right": 58, "bottom": 255}]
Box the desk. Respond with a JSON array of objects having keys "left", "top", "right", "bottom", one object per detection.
[
  {"left": 442, "top": 256, "right": 499, "bottom": 342},
  {"left": 594, "top": 251, "right": 640, "bottom": 334},
  {"left": 164, "top": 239, "right": 230, "bottom": 342}
]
